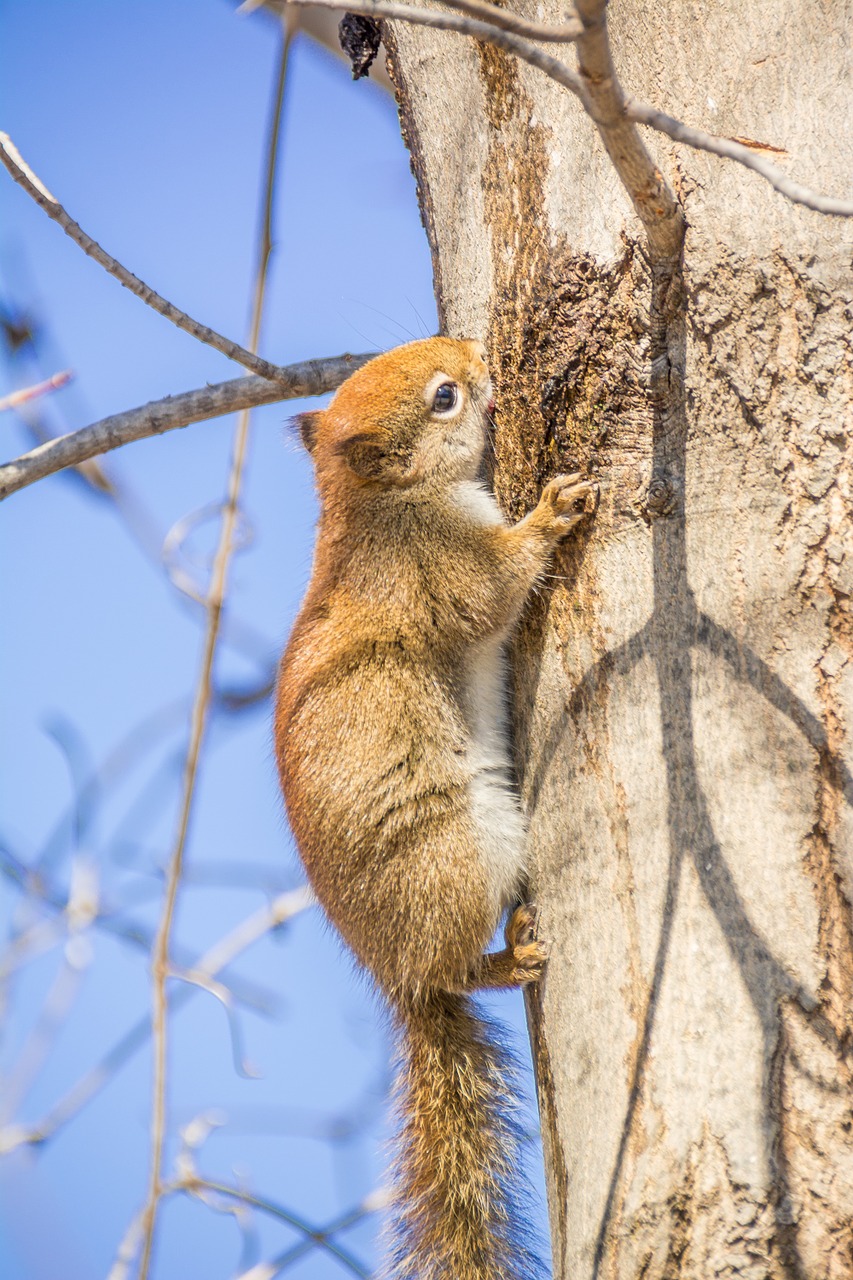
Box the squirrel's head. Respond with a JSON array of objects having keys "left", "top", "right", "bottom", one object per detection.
[{"left": 295, "top": 338, "right": 493, "bottom": 493}]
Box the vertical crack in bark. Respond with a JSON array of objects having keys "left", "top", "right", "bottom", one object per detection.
[{"left": 526, "top": 982, "right": 572, "bottom": 1279}]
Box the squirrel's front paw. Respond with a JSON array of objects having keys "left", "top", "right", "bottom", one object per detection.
[
  {"left": 505, "top": 904, "right": 549, "bottom": 985},
  {"left": 536, "top": 473, "right": 597, "bottom": 540}
]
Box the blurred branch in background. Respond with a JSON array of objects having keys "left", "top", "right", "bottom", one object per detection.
[
  {"left": 0, "top": 14, "right": 388, "bottom": 1274},
  {"left": 134, "top": 15, "right": 299, "bottom": 1278},
  {"left": 0, "top": 369, "right": 72, "bottom": 413},
  {"left": 108, "top": 1114, "right": 383, "bottom": 1280},
  {"left": 0, "top": 883, "right": 315, "bottom": 1156},
  {"left": 0, "top": 280, "right": 311, "bottom": 705}
]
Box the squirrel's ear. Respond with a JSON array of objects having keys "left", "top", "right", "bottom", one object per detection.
[
  {"left": 337, "top": 432, "right": 386, "bottom": 480},
  {"left": 291, "top": 411, "right": 323, "bottom": 454}
]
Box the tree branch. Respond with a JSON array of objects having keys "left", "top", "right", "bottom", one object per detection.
[
  {"left": 0, "top": 354, "right": 372, "bottom": 501},
  {"left": 287, "top": 0, "right": 589, "bottom": 96},
  {"left": 626, "top": 99, "right": 853, "bottom": 218},
  {"left": 0, "top": 370, "right": 73, "bottom": 412},
  {"left": 573, "top": 0, "right": 684, "bottom": 262},
  {"left": 0, "top": 887, "right": 314, "bottom": 1158},
  {"left": 434, "top": 0, "right": 582, "bottom": 41},
  {"left": 192, "top": 1179, "right": 372, "bottom": 1279},
  {"left": 283, "top": 0, "right": 584, "bottom": 42},
  {"left": 0, "top": 132, "right": 339, "bottom": 384},
  {"left": 286, "top": 0, "right": 853, "bottom": 222}
]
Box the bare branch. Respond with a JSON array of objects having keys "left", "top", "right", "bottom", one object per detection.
[
  {"left": 241, "top": 1193, "right": 384, "bottom": 1279},
  {"left": 432, "top": 0, "right": 582, "bottom": 42},
  {"left": 289, "top": 0, "right": 853, "bottom": 225},
  {"left": 0, "top": 132, "right": 338, "bottom": 384},
  {"left": 0, "top": 354, "right": 372, "bottom": 501},
  {"left": 0, "top": 844, "right": 281, "bottom": 1013},
  {"left": 110, "top": 1166, "right": 373, "bottom": 1280},
  {"left": 193, "top": 1180, "right": 372, "bottom": 1279},
  {"left": 285, "top": 0, "right": 589, "bottom": 95},
  {"left": 283, "top": 0, "right": 584, "bottom": 42},
  {"left": 0, "top": 888, "right": 314, "bottom": 1156},
  {"left": 572, "top": 0, "right": 684, "bottom": 263},
  {"left": 0, "top": 861, "right": 97, "bottom": 1122},
  {"left": 169, "top": 966, "right": 261, "bottom": 1079},
  {"left": 626, "top": 100, "right": 853, "bottom": 218},
  {"left": 192, "top": 886, "right": 316, "bottom": 978}
]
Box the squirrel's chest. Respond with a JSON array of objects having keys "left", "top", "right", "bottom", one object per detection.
[{"left": 449, "top": 479, "right": 505, "bottom": 527}]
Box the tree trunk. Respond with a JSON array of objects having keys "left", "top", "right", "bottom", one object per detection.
[{"left": 385, "top": 3, "right": 853, "bottom": 1276}]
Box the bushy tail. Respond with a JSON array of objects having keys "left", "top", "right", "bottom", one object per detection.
[{"left": 383, "top": 990, "right": 544, "bottom": 1280}]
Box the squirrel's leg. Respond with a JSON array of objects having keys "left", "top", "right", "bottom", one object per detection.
[
  {"left": 491, "top": 474, "right": 596, "bottom": 612},
  {"left": 449, "top": 904, "right": 548, "bottom": 993},
  {"left": 515, "top": 473, "right": 595, "bottom": 545}
]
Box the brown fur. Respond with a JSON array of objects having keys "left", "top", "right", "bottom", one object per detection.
[{"left": 275, "top": 338, "right": 594, "bottom": 1279}]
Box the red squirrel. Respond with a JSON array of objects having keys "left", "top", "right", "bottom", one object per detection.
[{"left": 274, "top": 337, "right": 594, "bottom": 1280}]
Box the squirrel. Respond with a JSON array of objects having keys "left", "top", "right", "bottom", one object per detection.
[{"left": 274, "top": 337, "right": 595, "bottom": 1280}]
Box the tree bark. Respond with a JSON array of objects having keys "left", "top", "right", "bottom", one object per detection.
[{"left": 385, "top": 2, "right": 853, "bottom": 1276}]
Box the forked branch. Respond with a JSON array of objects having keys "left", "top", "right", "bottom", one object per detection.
[{"left": 281, "top": 0, "right": 853, "bottom": 225}]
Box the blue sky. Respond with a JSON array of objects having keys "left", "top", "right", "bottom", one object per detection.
[{"left": 0, "top": 3, "right": 545, "bottom": 1277}]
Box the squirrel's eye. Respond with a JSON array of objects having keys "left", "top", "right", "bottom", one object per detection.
[{"left": 432, "top": 382, "right": 458, "bottom": 414}]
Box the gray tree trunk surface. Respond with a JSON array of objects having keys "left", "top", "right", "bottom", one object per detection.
[{"left": 386, "top": 3, "right": 853, "bottom": 1276}]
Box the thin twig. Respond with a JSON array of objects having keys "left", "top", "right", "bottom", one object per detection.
[
  {"left": 0, "top": 370, "right": 72, "bottom": 412},
  {"left": 0, "top": 132, "right": 329, "bottom": 384},
  {"left": 626, "top": 99, "right": 853, "bottom": 217},
  {"left": 0, "top": 354, "right": 372, "bottom": 501},
  {"left": 0, "top": 918, "right": 94, "bottom": 1121},
  {"left": 286, "top": 0, "right": 584, "bottom": 42},
  {"left": 0, "top": 847, "right": 280, "bottom": 1014},
  {"left": 136, "top": 25, "right": 296, "bottom": 1279},
  {"left": 288, "top": 0, "right": 587, "bottom": 95},
  {"left": 242, "top": 1194, "right": 384, "bottom": 1279},
  {"left": 168, "top": 966, "right": 261, "bottom": 1078},
  {"left": 0, "top": 913, "right": 66, "bottom": 982},
  {"left": 107, "top": 1170, "right": 372, "bottom": 1280},
  {"left": 433, "top": 0, "right": 581, "bottom": 41},
  {"left": 191, "top": 885, "right": 316, "bottom": 979},
  {"left": 290, "top": 0, "right": 853, "bottom": 221},
  {"left": 192, "top": 1179, "right": 372, "bottom": 1279}
]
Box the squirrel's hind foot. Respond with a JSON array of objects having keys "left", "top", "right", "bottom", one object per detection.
[{"left": 460, "top": 904, "right": 549, "bottom": 991}]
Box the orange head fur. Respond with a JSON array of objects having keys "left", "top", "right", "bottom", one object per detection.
[{"left": 295, "top": 337, "right": 492, "bottom": 495}]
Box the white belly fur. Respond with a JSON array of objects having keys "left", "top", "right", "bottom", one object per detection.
[
  {"left": 464, "top": 633, "right": 529, "bottom": 915},
  {"left": 448, "top": 480, "right": 528, "bottom": 913}
]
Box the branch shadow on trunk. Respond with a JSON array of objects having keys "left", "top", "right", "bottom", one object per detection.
[{"left": 525, "top": 259, "right": 852, "bottom": 1277}]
